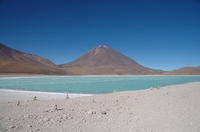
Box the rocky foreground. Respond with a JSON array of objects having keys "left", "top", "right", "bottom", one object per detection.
[{"left": 0, "top": 82, "right": 200, "bottom": 132}]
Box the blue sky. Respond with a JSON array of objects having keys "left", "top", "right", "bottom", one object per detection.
[{"left": 0, "top": 0, "right": 200, "bottom": 71}]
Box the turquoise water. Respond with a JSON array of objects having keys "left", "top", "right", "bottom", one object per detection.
[{"left": 0, "top": 76, "right": 200, "bottom": 94}]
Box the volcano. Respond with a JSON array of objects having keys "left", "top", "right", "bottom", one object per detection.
[{"left": 60, "top": 45, "right": 164, "bottom": 75}]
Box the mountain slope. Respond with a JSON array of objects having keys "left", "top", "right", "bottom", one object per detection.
[
  {"left": 0, "top": 43, "right": 68, "bottom": 74},
  {"left": 163, "top": 66, "right": 200, "bottom": 75},
  {"left": 60, "top": 45, "right": 164, "bottom": 75},
  {"left": 0, "top": 43, "right": 55, "bottom": 67}
]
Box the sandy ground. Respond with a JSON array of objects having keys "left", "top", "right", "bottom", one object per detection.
[{"left": 0, "top": 82, "right": 200, "bottom": 132}]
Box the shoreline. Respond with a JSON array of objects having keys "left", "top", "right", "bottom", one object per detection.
[
  {"left": 1, "top": 73, "right": 200, "bottom": 78},
  {"left": 1, "top": 82, "right": 200, "bottom": 131},
  {"left": 0, "top": 81, "right": 199, "bottom": 102},
  {"left": 0, "top": 89, "right": 93, "bottom": 102}
]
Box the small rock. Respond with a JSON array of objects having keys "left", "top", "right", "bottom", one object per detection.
[
  {"left": 23, "top": 115, "right": 29, "bottom": 118},
  {"left": 92, "top": 98, "right": 95, "bottom": 103},
  {"left": 43, "top": 118, "right": 50, "bottom": 122},
  {"left": 27, "top": 125, "right": 32, "bottom": 128},
  {"left": 65, "top": 94, "right": 69, "bottom": 100},
  {"left": 16, "top": 101, "right": 20, "bottom": 106},
  {"left": 53, "top": 104, "right": 57, "bottom": 111},
  {"left": 33, "top": 96, "right": 37, "bottom": 101},
  {"left": 43, "top": 110, "right": 50, "bottom": 112},
  {"left": 9, "top": 125, "right": 16, "bottom": 129},
  {"left": 56, "top": 116, "right": 63, "bottom": 119},
  {"left": 92, "top": 111, "right": 96, "bottom": 114},
  {"left": 87, "top": 110, "right": 96, "bottom": 114},
  {"left": 62, "top": 115, "right": 68, "bottom": 119},
  {"left": 101, "top": 111, "right": 107, "bottom": 115},
  {"left": 87, "top": 110, "right": 92, "bottom": 114},
  {"left": 69, "top": 116, "right": 73, "bottom": 119}
]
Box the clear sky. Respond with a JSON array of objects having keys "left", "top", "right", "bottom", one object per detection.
[{"left": 0, "top": 0, "right": 200, "bottom": 71}]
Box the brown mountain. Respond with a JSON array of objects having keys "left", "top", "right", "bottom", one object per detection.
[
  {"left": 163, "top": 66, "right": 200, "bottom": 75},
  {"left": 2, "top": 44, "right": 198, "bottom": 75},
  {"left": 60, "top": 45, "right": 164, "bottom": 75},
  {"left": 0, "top": 43, "right": 56, "bottom": 67},
  {"left": 0, "top": 43, "right": 68, "bottom": 74}
]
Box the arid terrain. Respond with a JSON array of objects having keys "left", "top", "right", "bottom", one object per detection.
[
  {"left": 0, "top": 82, "right": 200, "bottom": 132},
  {"left": 0, "top": 43, "right": 200, "bottom": 75}
]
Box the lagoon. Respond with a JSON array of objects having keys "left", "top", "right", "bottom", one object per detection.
[{"left": 0, "top": 76, "right": 200, "bottom": 94}]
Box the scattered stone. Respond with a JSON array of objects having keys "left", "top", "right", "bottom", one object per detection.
[
  {"left": 27, "top": 125, "right": 32, "bottom": 128},
  {"left": 3, "top": 129, "right": 8, "bottom": 132},
  {"left": 9, "top": 125, "right": 16, "bottom": 129},
  {"left": 92, "top": 111, "right": 96, "bottom": 114},
  {"left": 16, "top": 101, "right": 20, "bottom": 106},
  {"left": 53, "top": 104, "right": 57, "bottom": 111},
  {"left": 56, "top": 116, "right": 63, "bottom": 120},
  {"left": 163, "top": 92, "right": 169, "bottom": 95},
  {"left": 43, "top": 110, "right": 50, "bottom": 112},
  {"left": 43, "top": 118, "right": 50, "bottom": 122},
  {"left": 23, "top": 115, "right": 29, "bottom": 118},
  {"left": 63, "top": 115, "right": 68, "bottom": 119},
  {"left": 69, "top": 116, "right": 73, "bottom": 119},
  {"left": 101, "top": 111, "right": 107, "bottom": 115},
  {"left": 65, "top": 94, "right": 69, "bottom": 100},
  {"left": 33, "top": 96, "right": 37, "bottom": 101},
  {"left": 87, "top": 110, "right": 96, "bottom": 114},
  {"left": 92, "top": 97, "right": 95, "bottom": 103}
]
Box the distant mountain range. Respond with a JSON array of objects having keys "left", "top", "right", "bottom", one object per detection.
[
  {"left": 164, "top": 66, "right": 200, "bottom": 75},
  {"left": 0, "top": 43, "right": 199, "bottom": 75}
]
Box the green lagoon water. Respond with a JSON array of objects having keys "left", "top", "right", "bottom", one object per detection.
[{"left": 0, "top": 76, "right": 200, "bottom": 94}]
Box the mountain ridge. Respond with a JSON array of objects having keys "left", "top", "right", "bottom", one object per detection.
[
  {"left": 163, "top": 66, "right": 200, "bottom": 75},
  {"left": 0, "top": 43, "right": 55, "bottom": 67},
  {"left": 1, "top": 43, "right": 200, "bottom": 75},
  {"left": 0, "top": 43, "right": 68, "bottom": 74}
]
